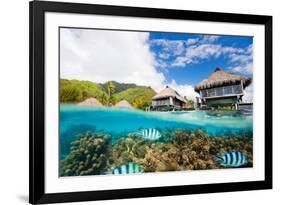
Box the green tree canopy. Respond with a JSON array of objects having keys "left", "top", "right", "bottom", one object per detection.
[{"left": 60, "top": 79, "right": 156, "bottom": 109}]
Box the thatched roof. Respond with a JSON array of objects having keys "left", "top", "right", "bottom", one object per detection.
[
  {"left": 78, "top": 98, "right": 103, "bottom": 107},
  {"left": 194, "top": 67, "right": 252, "bottom": 92},
  {"left": 114, "top": 100, "right": 134, "bottom": 109},
  {"left": 152, "top": 86, "right": 186, "bottom": 103}
]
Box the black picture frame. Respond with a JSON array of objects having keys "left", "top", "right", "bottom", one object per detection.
[{"left": 29, "top": 1, "right": 272, "bottom": 204}]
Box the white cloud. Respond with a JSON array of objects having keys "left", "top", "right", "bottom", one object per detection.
[
  {"left": 150, "top": 35, "right": 250, "bottom": 69},
  {"left": 150, "top": 39, "right": 185, "bottom": 56},
  {"left": 229, "top": 44, "right": 253, "bottom": 75},
  {"left": 229, "top": 53, "right": 251, "bottom": 63},
  {"left": 159, "top": 52, "right": 170, "bottom": 59},
  {"left": 221, "top": 46, "right": 244, "bottom": 54},
  {"left": 186, "top": 38, "right": 199, "bottom": 46},
  {"left": 172, "top": 41, "right": 253, "bottom": 76},
  {"left": 150, "top": 34, "right": 253, "bottom": 76},
  {"left": 61, "top": 29, "right": 165, "bottom": 91},
  {"left": 168, "top": 80, "right": 199, "bottom": 101},
  {"left": 232, "top": 63, "right": 253, "bottom": 75},
  {"left": 61, "top": 28, "right": 201, "bottom": 100},
  {"left": 172, "top": 44, "right": 222, "bottom": 67},
  {"left": 246, "top": 44, "right": 253, "bottom": 54},
  {"left": 200, "top": 35, "right": 220, "bottom": 43}
]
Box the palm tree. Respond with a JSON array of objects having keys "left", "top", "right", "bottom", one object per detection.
[
  {"left": 184, "top": 96, "right": 194, "bottom": 108},
  {"left": 100, "top": 92, "right": 108, "bottom": 105},
  {"left": 106, "top": 81, "right": 115, "bottom": 106}
]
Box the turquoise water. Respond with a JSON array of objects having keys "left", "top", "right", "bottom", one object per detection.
[{"left": 60, "top": 104, "right": 253, "bottom": 158}]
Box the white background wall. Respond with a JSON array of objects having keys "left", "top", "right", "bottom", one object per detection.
[{"left": 0, "top": 0, "right": 279, "bottom": 204}]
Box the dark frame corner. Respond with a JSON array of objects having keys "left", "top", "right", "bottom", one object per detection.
[{"left": 29, "top": 1, "right": 272, "bottom": 204}]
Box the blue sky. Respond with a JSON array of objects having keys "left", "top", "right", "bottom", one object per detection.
[{"left": 149, "top": 32, "right": 253, "bottom": 86}]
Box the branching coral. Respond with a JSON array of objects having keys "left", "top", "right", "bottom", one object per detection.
[
  {"left": 140, "top": 128, "right": 253, "bottom": 172},
  {"left": 210, "top": 136, "right": 253, "bottom": 167},
  {"left": 60, "top": 129, "right": 253, "bottom": 176},
  {"left": 106, "top": 136, "right": 150, "bottom": 170},
  {"left": 170, "top": 129, "right": 218, "bottom": 170},
  {"left": 108, "top": 129, "right": 253, "bottom": 173},
  {"left": 60, "top": 132, "right": 110, "bottom": 176},
  {"left": 141, "top": 143, "right": 182, "bottom": 172}
]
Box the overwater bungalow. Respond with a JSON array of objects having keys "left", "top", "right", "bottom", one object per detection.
[
  {"left": 194, "top": 67, "right": 252, "bottom": 109},
  {"left": 115, "top": 100, "right": 134, "bottom": 109},
  {"left": 151, "top": 86, "right": 186, "bottom": 111},
  {"left": 78, "top": 98, "right": 103, "bottom": 107}
]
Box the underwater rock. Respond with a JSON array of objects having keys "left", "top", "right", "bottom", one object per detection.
[{"left": 60, "top": 132, "right": 110, "bottom": 176}]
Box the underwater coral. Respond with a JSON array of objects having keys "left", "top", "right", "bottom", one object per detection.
[
  {"left": 106, "top": 136, "right": 150, "bottom": 170},
  {"left": 60, "top": 132, "right": 110, "bottom": 176},
  {"left": 60, "top": 128, "right": 253, "bottom": 177}
]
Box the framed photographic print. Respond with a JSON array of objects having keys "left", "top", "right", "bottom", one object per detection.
[{"left": 29, "top": 0, "right": 272, "bottom": 204}]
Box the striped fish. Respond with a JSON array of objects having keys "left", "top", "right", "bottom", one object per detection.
[
  {"left": 215, "top": 151, "right": 247, "bottom": 167},
  {"left": 135, "top": 128, "right": 162, "bottom": 141},
  {"left": 110, "top": 162, "right": 143, "bottom": 175}
]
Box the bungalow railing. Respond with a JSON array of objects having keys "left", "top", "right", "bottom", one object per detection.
[
  {"left": 200, "top": 84, "right": 243, "bottom": 98},
  {"left": 152, "top": 99, "right": 171, "bottom": 106}
]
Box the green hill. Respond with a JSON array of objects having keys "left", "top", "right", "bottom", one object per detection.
[
  {"left": 114, "top": 87, "right": 156, "bottom": 110},
  {"left": 99, "top": 81, "right": 137, "bottom": 93},
  {"left": 60, "top": 79, "right": 156, "bottom": 109},
  {"left": 60, "top": 79, "right": 108, "bottom": 104}
]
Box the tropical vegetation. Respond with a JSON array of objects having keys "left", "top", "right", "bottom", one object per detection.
[
  {"left": 60, "top": 79, "right": 157, "bottom": 110},
  {"left": 60, "top": 79, "right": 106, "bottom": 103}
]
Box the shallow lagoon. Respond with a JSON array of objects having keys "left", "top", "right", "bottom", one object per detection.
[
  {"left": 60, "top": 104, "right": 253, "bottom": 175},
  {"left": 60, "top": 104, "right": 253, "bottom": 135},
  {"left": 60, "top": 104, "right": 253, "bottom": 158}
]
